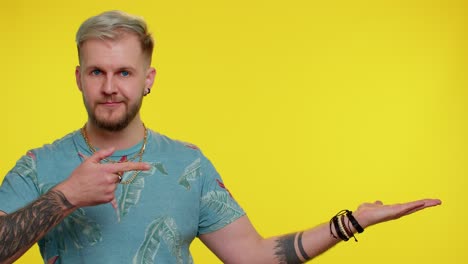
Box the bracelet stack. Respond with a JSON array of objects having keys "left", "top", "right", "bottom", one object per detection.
[{"left": 329, "top": 210, "right": 364, "bottom": 242}]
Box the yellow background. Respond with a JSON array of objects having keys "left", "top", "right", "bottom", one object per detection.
[{"left": 0, "top": 0, "right": 465, "bottom": 263}]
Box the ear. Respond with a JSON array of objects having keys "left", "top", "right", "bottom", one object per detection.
[
  {"left": 144, "top": 67, "right": 156, "bottom": 93},
  {"left": 75, "top": 66, "right": 83, "bottom": 92}
]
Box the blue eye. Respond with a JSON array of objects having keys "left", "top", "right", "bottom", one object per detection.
[
  {"left": 121, "top": 71, "right": 129, "bottom": 77},
  {"left": 91, "top": 69, "right": 101, "bottom": 75}
]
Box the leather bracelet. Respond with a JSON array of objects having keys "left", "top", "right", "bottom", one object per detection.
[
  {"left": 346, "top": 210, "right": 364, "bottom": 233},
  {"left": 330, "top": 209, "right": 361, "bottom": 242},
  {"left": 332, "top": 216, "right": 349, "bottom": 241}
]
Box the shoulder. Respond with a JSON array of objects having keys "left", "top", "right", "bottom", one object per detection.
[
  {"left": 29, "top": 131, "right": 80, "bottom": 160},
  {"left": 148, "top": 130, "right": 203, "bottom": 156},
  {"left": 7, "top": 131, "right": 79, "bottom": 183}
]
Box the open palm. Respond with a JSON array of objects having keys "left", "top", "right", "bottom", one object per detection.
[{"left": 353, "top": 199, "right": 442, "bottom": 229}]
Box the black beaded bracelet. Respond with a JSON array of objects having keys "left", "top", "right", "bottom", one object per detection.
[{"left": 345, "top": 210, "right": 364, "bottom": 233}]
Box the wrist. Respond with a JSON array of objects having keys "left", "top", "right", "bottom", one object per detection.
[
  {"left": 53, "top": 181, "right": 79, "bottom": 209},
  {"left": 346, "top": 211, "right": 365, "bottom": 233},
  {"left": 330, "top": 210, "right": 364, "bottom": 242},
  {"left": 350, "top": 210, "right": 371, "bottom": 230}
]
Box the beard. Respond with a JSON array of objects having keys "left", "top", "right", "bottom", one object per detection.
[{"left": 84, "top": 96, "right": 143, "bottom": 132}]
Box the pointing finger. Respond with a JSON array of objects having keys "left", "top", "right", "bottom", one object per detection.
[
  {"left": 109, "top": 162, "right": 151, "bottom": 173},
  {"left": 87, "top": 147, "right": 115, "bottom": 163}
]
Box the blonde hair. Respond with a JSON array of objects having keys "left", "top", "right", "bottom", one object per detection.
[{"left": 76, "top": 10, "right": 154, "bottom": 63}]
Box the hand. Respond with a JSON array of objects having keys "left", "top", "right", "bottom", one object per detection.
[
  {"left": 352, "top": 198, "right": 442, "bottom": 229},
  {"left": 54, "top": 148, "right": 150, "bottom": 208}
]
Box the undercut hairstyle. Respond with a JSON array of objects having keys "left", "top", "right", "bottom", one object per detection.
[{"left": 75, "top": 10, "right": 154, "bottom": 64}]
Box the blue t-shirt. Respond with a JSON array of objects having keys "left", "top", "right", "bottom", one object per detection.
[{"left": 0, "top": 130, "right": 245, "bottom": 263}]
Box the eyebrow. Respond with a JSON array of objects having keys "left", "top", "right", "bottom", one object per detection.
[
  {"left": 85, "top": 65, "right": 137, "bottom": 72},
  {"left": 116, "top": 66, "right": 137, "bottom": 72}
]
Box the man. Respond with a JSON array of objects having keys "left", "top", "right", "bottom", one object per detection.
[{"left": 0, "top": 10, "right": 441, "bottom": 264}]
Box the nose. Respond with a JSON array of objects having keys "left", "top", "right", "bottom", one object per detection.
[{"left": 102, "top": 73, "right": 117, "bottom": 95}]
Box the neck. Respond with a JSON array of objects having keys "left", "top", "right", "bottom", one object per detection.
[{"left": 84, "top": 119, "right": 146, "bottom": 150}]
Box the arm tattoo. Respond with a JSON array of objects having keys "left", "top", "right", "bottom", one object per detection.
[
  {"left": 274, "top": 232, "right": 311, "bottom": 264},
  {"left": 0, "top": 190, "right": 75, "bottom": 263},
  {"left": 296, "top": 232, "right": 310, "bottom": 261}
]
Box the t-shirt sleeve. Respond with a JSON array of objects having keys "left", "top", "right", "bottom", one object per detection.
[
  {"left": 197, "top": 155, "right": 245, "bottom": 235},
  {"left": 0, "top": 151, "right": 40, "bottom": 214}
]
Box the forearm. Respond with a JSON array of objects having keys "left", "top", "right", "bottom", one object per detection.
[
  {"left": 201, "top": 215, "right": 355, "bottom": 264},
  {"left": 270, "top": 223, "right": 338, "bottom": 263},
  {"left": 0, "top": 189, "right": 76, "bottom": 264},
  {"left": 259, "top": 219, "right": 354, "bottom": 264}
]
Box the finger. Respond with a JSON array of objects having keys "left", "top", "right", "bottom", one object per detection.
[
  {"left": 397, "top": 203, "right": 425, "bottom": 218},
  {"left": 402, "top": 199, "right": 441, "bottom": 209},
  {"left": 399, "top": 199, "right": 442, "bottom": 216},
  {"left": 115, "top": 173, "right": 122, "bottom": 184},
  {"left": 87, "top": 147, "right": 115, "bottom": 163},
  {"left": 109, "top": 162, "right": 151, "bottom": 173},
  {"left": 374, "top": 200, "right": 383, "bottom": 205},
  {"left": 423, "top": 199, "right": 442, "bottom": 206}
]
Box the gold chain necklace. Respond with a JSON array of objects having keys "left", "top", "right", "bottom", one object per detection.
[{"left": 80, "top": 124, "right": 148, "bottom": 185}]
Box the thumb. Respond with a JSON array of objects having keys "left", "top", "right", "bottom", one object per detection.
[{"left": 87, "top": 147, "right": 115, "bottom": 163}]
